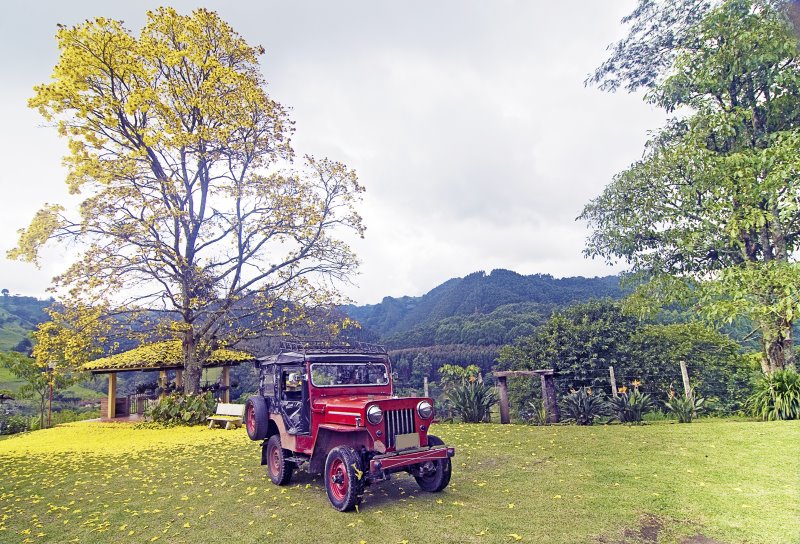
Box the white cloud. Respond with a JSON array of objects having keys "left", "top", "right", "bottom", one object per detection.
[{"left": 0, "top": 0, "right": 663, "bottom": 304}]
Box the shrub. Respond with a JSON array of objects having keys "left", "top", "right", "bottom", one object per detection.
[
  {"left": 746, "top": 368, "right": 800, "bottom": 421},
  {"left": 606, "top": 389, "right": 655, "bottom": 423},
  {"left": 146, "top": 392, "right": 216, "bottom": 426},
  {"left": 561, "top": 387, "right": 606, "bottom": 425},
  {"left": 0, "top": 414, "right": 31, "bottom": 435},
  {"left": 522, "top": 399, "right": 549, "bottom": 426},
  {"left": 664, "top": 391, "right": 705, "bottom": 423},
  {"left": 446, "top": 379, "right": 497, "bottom": 423}
]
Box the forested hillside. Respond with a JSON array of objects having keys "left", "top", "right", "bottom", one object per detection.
[
  {"left": 341, "top": 270, "right": 625, "bottom": 390},
  {"left": 0, "top": 295, "right": 50, "bottom": 351},
  {"left": 343, "top": 270, "right": 623, "bottom": 342}
]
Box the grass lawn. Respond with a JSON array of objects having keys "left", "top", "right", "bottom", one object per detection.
[{"left": 0, "top": 419, "right": 797, "bottom": 544}]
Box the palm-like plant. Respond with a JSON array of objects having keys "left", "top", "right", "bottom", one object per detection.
[
  {"left": 561, "top": 387, "right": 605, "bottom": 425},
  {"left": 664, "top": 389, "right": 705, "bottom": 423},
  {"left": 446, "top": 379, "right": 498, "bottom": 423},
  {"left": 747, "top": 368, "right": 800, "bottom": 421},
  {"left": 606, "top": 388, "right": 655, "bottom": 423}
]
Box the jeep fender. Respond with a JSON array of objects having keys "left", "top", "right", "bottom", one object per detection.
[{"left": 309, "top": 426, "right": 371, "bottom": 474}]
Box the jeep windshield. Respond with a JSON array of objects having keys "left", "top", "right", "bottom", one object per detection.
[{"left": 310, "top": 362, "right": 389, "bottom": 387}]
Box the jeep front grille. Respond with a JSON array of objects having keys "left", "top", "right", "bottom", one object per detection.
[{"left": 384, "top": 408, "right": 416, "bottom": 449}]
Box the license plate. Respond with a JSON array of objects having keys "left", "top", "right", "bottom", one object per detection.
[{"left": 395, "top": 433, "right": 420, "bottom": 450}]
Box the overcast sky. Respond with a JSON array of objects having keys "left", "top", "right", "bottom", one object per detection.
[{"left": 0, "top": 1, "right": 665, "bottom": 305}]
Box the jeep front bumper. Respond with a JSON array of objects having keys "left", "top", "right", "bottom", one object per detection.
[{"left": 369, "top": 445, "right": 455, "bottom": 474}]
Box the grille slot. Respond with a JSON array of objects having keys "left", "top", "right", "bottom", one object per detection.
[{"left": 384, "top": 408, "right": 416, "bottom": 449}]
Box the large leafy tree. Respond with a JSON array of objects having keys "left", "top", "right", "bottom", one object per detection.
[
  {"left": 581, "top": 0, "right": 800, "bottom": 373},
  {"left": 10, "top": 9, "right": 365, "bottom": 392}
]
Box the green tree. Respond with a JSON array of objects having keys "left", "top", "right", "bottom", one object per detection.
[
  {"left": 0, "top": 351, "right": 76, "bottom": 429},
  {"left": 10, "top": 9, "right": 364, "bottom": 392},
  {"left": 497, "top": 300, "right": 751, "bottom": 414},
  {"left": 582, "top": 0, "right": 800, "bottom": 373}
]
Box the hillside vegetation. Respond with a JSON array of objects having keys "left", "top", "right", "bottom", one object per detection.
[
  {"left": 343, "top": 270, "right": 622, "bottom": 341},
  {"left": 0, "top": 295, "right": 49, "bottom": 351},
  {"left": 0, "top": 420, "right": 797, "bottom": 543}
]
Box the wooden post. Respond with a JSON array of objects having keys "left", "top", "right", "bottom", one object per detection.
[
  {"left": 496, "top": 375, "right": 510, "bottom": 424},
  {"left": 107, "top": 373, "right": 117, "bottom": 419},
  {"left": 680, "top": 360, "right": 692, "bottom": 398},
  {"left": 222, "top": 366, "right": 230, "bottom": 403},
  {"left": 175, "top": 369, "right": 183, "bottom": 389},
  {"left": 609, "top": 366, "right": 618, "bottom": 398},
  {"left": 159, "top": 370, "right": 167, "bottom": 400},
  {"left": 423, "top": 376, "right": 429, "bottom": 398},
  {"left": 540, "top": 372, "right": 560, "bottom": 424}
]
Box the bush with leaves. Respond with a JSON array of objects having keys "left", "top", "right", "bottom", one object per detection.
[
  {"left": 561, "top": 387, "right": 606, "bottom": 425},
  {"left": 0, "top": 414, "right": 31, "bottom": 435},
  {"left": 522, "top": 399, "right": 549, "bottom": 426},
  {"left": 664, "top": 389, "right": 705, "bottom": 423},
  {"left": 446, "top": 379, "right": 498, "bottom": 423},
  {"left": 746, "top": 368, "right": 800, "bottom": 421},
  {"left": 606, "top": 387, "right": 655, "bottom": 424},
  {"left": 146, "top": 392, "right": 216, "bottom": 426}
]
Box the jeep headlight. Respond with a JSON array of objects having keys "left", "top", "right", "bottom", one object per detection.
[
  {"left": 366, "top": 405, "right": 383, "bottom": 425},
  {"left": 417, "top": 400, "right": 434, "bottom": 420}
]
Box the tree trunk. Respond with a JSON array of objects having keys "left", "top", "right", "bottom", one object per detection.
[
  {"left": 183, "top": 332, "right": 202, "bottom": 394},
  {"left": 39, "top": 393, "right": 46, "bottom": 430},
  {"left": 761, "top": 318, "right": 795, "bottom": 373}
]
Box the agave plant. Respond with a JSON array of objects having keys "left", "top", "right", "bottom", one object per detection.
[
  {"left": 446, "top": 379, "right": 498, "bottom": 423},
  {"left": 606, "top": 388, "right": 655, "bottom": 423},
  {"left": 664, "top": 390, "right": 705, "bottom": 423},
  {"left": 561, "top": 387, "right": 605, "bottom": 425},
  {"left": 524, "top": 399, "right": 549, "bottom": 426},
  {"left": 746, "top": 368, "right": 800, "bottom": 421}
]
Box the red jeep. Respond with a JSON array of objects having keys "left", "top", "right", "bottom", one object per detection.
[{"left": 245, "top": 341, "right": 455, "bottom": 511}]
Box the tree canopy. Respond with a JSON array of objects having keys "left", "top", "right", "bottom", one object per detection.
[
  {"left": 10, "top": 8, "right": 365, "bottom": 391},
  {"left": 582, "top": 0, "right": 800, "bottom": 372}
]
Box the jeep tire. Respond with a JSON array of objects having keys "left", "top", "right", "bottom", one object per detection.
[
  {"left": 324, "top": 446, "right": 364, "bottom": 512},
  {"left": 245, "top": 396, "right": 269, "bottom": 441},
  {"left": 266, "top": 434, "right": 294, "bottom": 485},
  {"left": 414, "top": 434, "right": 451, "bottom": 493}
]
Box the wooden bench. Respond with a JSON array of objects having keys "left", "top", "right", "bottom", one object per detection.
[{"left": 207, "top": 403, "right": 245, "bottom": 430}]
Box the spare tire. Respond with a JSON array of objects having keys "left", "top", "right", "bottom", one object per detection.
[{"left": 245, "top": 396, "right": 269, "bottom": 440}]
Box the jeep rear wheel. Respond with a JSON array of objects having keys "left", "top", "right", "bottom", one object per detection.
[
  {"left": 324, "top": 446, "right": 363, "bottom": 512},
  {"left": 266, "top": 435, "right": 294, "bottom": 485},
  {"left": 414, "top": 434, "right": 451, "bottom": 493},
  {"left": 245, "top": 396, "right": 269, "bottom": 441}
]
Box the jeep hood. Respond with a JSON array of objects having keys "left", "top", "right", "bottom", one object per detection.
[{"left": 314, "top": 395, "right": 423, "bottom": 412}]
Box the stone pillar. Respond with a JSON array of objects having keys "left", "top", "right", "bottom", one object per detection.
[
  {"left": 497, "top": 375, "right": 510, "bottom": 424},
  {"left": 107, "top": 373, "right": 117, "bottom": 419},
  {"left": 159, "top": 370, "right": 167, "bottom": 400},
  {"left": 540, "top": 372, "right": 560, "bottom": 424},
  {"left": 222, "top": 366, "right": 230, "bottom": 403}
]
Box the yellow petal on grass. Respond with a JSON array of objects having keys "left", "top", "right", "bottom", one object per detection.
[{"left": 507, "top": 534, "right": 523, "bottom": 541}]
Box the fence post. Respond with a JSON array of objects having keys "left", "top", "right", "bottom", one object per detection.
[
  {"left": 609, "top": 366, "right": 618, "bottom": 398},
  {"left": 540, "top": 371, "right": 560, "bottom": 423},
  {"left": 680, "top": 360, "right": 692, "bottom": 397},
  {"left": 423, "top": 377, "right": 429, "bottom": 398},
  {"left": 496, "top": 375, "right": 510, "bottom": 424}
]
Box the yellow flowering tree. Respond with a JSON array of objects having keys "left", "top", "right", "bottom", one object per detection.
[{"left": 10, "top": 8, "right": 365, "bottom": 392}]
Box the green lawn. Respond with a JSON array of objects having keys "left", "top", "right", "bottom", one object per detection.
[{"left": 0, "top": 419, "right": 797, "bottom": 544}]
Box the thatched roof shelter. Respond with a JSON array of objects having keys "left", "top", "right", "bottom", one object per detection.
[
  {"left": 81, "top": 341, "right": 254, "bottom": 419},
  {"left": 81, "top": 340, "right": 254, "bottom": 373}
]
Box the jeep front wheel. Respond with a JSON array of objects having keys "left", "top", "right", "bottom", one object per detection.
[
  {"left": 266, "top": 435, "right": 294, "bottom": 485},
  {"left": 245, "top": 396, "right": 269, "bottom": 441},
  {"left": 414, "top": 434, "right": 451, "bottom": 493},
  {"left": 324, "top": 446, "right": 363, "bottom": 512}
]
